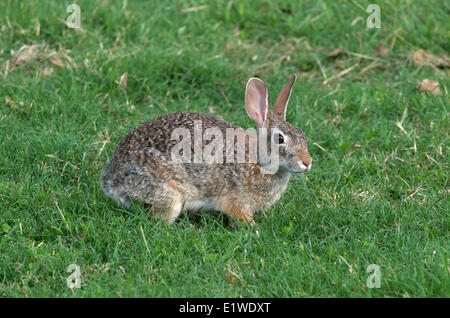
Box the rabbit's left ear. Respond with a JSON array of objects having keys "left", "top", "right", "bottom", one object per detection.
[
  {"left": 245, "top": 77, "right": 269, "bottom": 128},
  {"left": 273, "top": 75, "right": 296, "bottom": 120}
]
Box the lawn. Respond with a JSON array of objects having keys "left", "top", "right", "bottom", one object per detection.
[{"left": 0, "top": 0, "right": 448, "bottom": 297}]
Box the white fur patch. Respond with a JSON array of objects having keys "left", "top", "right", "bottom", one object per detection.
[
  {"left": 184, "top": 198, "right": 217, "bottom": 213},
  {"left": 297, "top": 160, "right": 307, "bottom": 171}
]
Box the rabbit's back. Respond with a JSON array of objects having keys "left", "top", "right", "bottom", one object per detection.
[{"left": 114, "top": 111, "right": 236, "bottom": 158}]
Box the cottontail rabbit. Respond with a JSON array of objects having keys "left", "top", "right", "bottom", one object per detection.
[{"left": 101, "top": 75, "right": 312, "bottom": 225}]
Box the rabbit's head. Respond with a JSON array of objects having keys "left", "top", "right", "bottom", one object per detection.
[{"left": 245, "top": 75, "right": 312, "bottom": 174}]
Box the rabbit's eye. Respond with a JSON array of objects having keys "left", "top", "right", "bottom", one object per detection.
[{"left": 277, "top": 133, "right": 284, "bottom": 144}]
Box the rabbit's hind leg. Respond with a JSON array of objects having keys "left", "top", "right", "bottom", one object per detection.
[
  {"left": 164, "top": 196, "right": 184, "bottom": 225},
  {"left": 148, "top": 196, "right": 184, "bottom": 225}
]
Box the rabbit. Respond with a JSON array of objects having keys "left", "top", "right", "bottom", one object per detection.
[{"left": 101, "top": 75, "right": 312, "bottom": 225}]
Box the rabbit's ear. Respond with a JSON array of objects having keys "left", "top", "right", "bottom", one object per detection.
[
  {"left": 245, "top": 77, "right": 269, "bottom": 128},
  {"left": 273, "top": 75, "right": 296, "bottom": 120}
]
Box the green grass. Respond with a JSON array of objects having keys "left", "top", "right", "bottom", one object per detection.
[{"left": 0, "top": 0, "right": 448, "bottom": 297}]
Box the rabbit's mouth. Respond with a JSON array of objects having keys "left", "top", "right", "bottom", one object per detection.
[
  {"left": 298, "top": 160, "right": 312, "bottom": 172},
  {"left": 289, "top": 161, "right": 312, "bottom": 174},
  {"left": 277, "top": 161, "right": 311, "bottom": 174}
]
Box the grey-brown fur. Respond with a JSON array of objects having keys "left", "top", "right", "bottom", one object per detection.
[{"left": 101, "top": 75, "right": 312, "bottom": 225}]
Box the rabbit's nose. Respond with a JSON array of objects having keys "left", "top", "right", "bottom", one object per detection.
[{"left": 297, "top": 151, "right": 312, "bottom": 167}]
